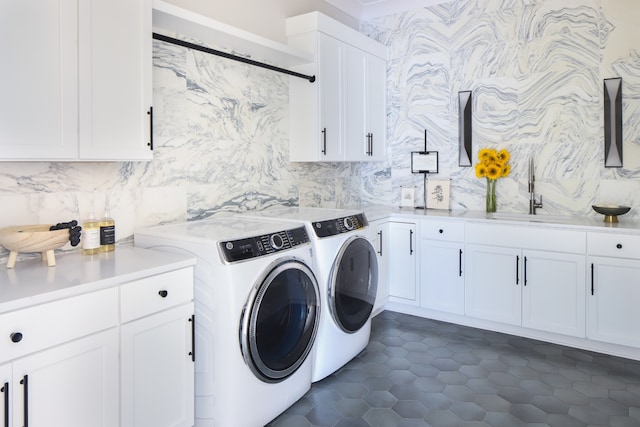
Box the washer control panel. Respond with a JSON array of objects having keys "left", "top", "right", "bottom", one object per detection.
[
  {"left": 219, "top": 226, "right": 309, "bottom": 263},
  {"left": 312, "top": 213, "right": 368, "bottom": 238}
]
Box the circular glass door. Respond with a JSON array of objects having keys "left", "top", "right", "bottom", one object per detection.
[
  {"left": 240, "top": 258, "right": 320, "bottom": 383},
  {"left": 329, "top": 236, "right": 378, "bottom": 333}
]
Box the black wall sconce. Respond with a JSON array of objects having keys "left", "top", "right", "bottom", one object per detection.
[
  {"left": 458, "top": 91, "right": 472, "bottom": 167},
  {"left": 604, "top": 77, "right": 622, "bottom": 168}
]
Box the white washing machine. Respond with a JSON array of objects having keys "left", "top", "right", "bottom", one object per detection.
[
  {"left": 134, "top": 217, "right": 320, "bottom": 427},
  {"left": 239, "top": 207, "right": 378, "bottom": 382}
]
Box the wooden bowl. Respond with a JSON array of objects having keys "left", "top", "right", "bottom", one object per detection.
[{"left": 0, "top": 225, "right": 69, "bottom": 268}]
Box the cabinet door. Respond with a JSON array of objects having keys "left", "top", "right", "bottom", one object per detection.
[
  {"left": 465, "top": 244, "right": 521, "bottom": 325},
  {"left": 388, "top": 222, "right": 417, "bottom": 303},
  {"left": 1, "top": 363, "right": 9, "bottom": 427},
  {"left": 522, "top": 250, "right": 585, "bottom": 338},
  {"left": 0, "top": 0, "right": 78, "bottom": 160},
  {"left": 344, "top": 45, "right": 367, "bottom": 161},
  {"left": 317, "top": 33, "right": 343, "bottom": 161},
  {"left": 12, "top": 328, "right": 119, "bottom": 427},
  {"left": 371, "top": 220, "right": 389, "bottom": 312},
  {"left": 588, "top": 257, "right": 640, "bottom": 348},
  {"left": 421, "top": 240, "right": 464, "bottom": 314},
  {"left": 78, "top": 0, "right": 152, "bottom": 160},
  {"left": 121, "top": 304, "right": 195, "bottom": 427},
  {"left": 344, "top": 48, "right": 386, "bottom": 162},
  {"left": 365, "top": 54, "right": 386, "bottom": 161}
]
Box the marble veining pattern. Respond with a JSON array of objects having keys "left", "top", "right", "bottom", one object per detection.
[
  {"left": 360, "top": 0, "right": 640, "bottom": 213},
  {"left": 2, "top": 0, "right": 640, "bottom": 263}
]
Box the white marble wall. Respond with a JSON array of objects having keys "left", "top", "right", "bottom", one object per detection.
[
  {"left": 0, "top": 39, "right": 361, "bottom": 262},
  {"left": 360, "top": 0, "right": 640, "bottom": 216},
  {"left": 2, "top": 0, "right": 640, "bottom": 263}
]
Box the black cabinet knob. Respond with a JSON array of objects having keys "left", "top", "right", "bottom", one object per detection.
[
  {"left": 439, "top": 229, "right": 443, "bottom": 234},
  {"left": 10, "top": 332, "right": 23, "bottom": 343},
  {"left": 616, "top": 243, "right": 623, "bottom": 249},
  {"left": 158, "top": 290, "right": 168, "bottom": 298}
]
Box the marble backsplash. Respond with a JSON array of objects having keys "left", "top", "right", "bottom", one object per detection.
[
  {"left": 0, "top": 38, "right": 362, "bottom": 261},
  {"left": 360, "top": 0, "right": 640, "bottom": 215},
  {"left": 2, "top": 0, "right": 640, "bottom": 263}
]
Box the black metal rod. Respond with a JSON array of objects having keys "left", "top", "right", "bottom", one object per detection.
[{"left": 153, "top": 33, "right": 316, "bottom": 83}]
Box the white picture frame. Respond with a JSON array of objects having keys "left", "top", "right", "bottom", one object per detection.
[{"left": 426, "top": 179, "right": 450, "bottom": 210}]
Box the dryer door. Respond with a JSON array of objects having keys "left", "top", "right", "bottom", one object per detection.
[
  {"left": 240, "top": 258, "right": 320, "bottom": 383},
  {"left": 329, "top": 236, "right": 379, "bottom": 333}
]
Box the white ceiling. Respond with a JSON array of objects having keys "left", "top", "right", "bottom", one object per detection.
[{"left": 322, "top": 0, "right": 447, "bottom": 20}]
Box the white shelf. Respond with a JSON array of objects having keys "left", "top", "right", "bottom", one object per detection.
[{"left": 152, "top": 0, "right": 314, "bottom": 68}]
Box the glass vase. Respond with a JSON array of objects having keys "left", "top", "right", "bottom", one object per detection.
[{"left": 486, "top": 178, "right": 497, "bottom": 213}]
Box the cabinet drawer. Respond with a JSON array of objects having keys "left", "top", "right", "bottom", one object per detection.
[
  {"left": 0, "top": 287, "right": 118, "bottom": 363},
  {"left": 421, "top": 220, "right": 464, "bottom": 242},
  {"left": 587, "top": 232, "right": 640, "bottom": 259},
  {"left": 120, "top": 267, "right": 194, "bottom": 323},
  {"left": 466, "top": 223, "right": 586, "bottom": 253}
]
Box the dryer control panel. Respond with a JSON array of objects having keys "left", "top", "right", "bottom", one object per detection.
[
  {"left": 312, "top": 213, "right": 368, "bottom": 238},
  {"left": 219, "top": 226, "right": 310, "bottom": 263}
]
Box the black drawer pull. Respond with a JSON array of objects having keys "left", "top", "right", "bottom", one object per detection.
[
  {"left": 439, "top": 229, "right": 443, "bottom": 234},
  {"left": 158, "top": 290, "right": 168, "bottom": 298},
  {"left": 2, "top": 381, "right": 8, "bottom": 427},
  {"left": 10, "top": 332, "right": 23, "bottom": 343},
  {"left": 616, "top": 243, "right": 622, "bottom": 249}
]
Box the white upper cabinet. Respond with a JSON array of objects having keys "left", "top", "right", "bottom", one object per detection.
[
  {"left": 286, "top": 12, "right": 387, "bottom": 162},
  {"left": 79, "top": 0, "right": 153, "bottom": 161},
  {"left": 0, "top": 0, "right": 78, "bottom": 160},
  {"left": 0, "top": 0, "right": 152, "bottom": 161}
]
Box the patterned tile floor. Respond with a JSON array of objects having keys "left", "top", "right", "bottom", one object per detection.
[{"left": 267, "top": 311, "right": 640, "bottom": 427}]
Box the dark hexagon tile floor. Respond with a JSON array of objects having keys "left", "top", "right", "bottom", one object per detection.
[{"left": 267, "top": 311, "right": 640, "bottom": 427}]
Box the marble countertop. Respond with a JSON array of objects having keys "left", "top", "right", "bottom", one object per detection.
[
  {"left": 0, "top": 245, "right": 196, "bottom": 314},
  {"left": 361, "top": 205, "right": 640, "bottom": 234}
]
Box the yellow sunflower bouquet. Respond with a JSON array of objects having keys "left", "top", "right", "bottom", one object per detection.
[{"left": 475, "top": 148, "right": 511, "bottom": 212}]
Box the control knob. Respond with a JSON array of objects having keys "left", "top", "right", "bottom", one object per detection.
[{"left": 270, "top": 233, "right": 284, "bottom": 250}]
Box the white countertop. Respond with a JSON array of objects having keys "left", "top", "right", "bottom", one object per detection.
[
  {"left": 362, "top": 205, "right": 640, "bottom": 234},
  {"left": 0, "top": 245, "right": 196, "bottom": 314}
]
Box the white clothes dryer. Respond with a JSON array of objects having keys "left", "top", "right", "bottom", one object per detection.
[
  {"left": 239, "top": 208, "right": 378, "bottom": 382},
  {"left": 134, "top": 217, "right": 320, "bottom": 427}
]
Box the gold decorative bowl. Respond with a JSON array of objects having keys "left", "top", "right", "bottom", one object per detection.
[
  {"left": 0, "top": 225, "right": 69, "bottom": 268},
  {"left": 592, "top": 205, "right": 631, "bottom": 223}
]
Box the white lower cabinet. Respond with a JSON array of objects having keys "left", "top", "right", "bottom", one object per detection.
[
  {"left": 587, "top": 232, "right": 640, "bottom": 348},
  {"left": 465, "top": 244, "right": 521, "bottom": 325},
  {"left": 521, "top": 250, "right": 585, "bottom": 337},
  {"left": 120, "top": 267, "right": 195, "bottom": 427},
  {"left": 465, "top": 223, "right": 586, "bottom": 338},
  {"left": 388, "top": 221, "right": 418, "bottom": 304},
  {"left": 121, "top": 305, "right": 195, "bottom": 427},
  {"left": 11, "top": 329, "right": 119, "bottom": 427},
  {"left": 420, "top": 220, "right": 465, "bottom": 315},
  {"left": 370, "top": 219, "right": 390, "bottom": 313},
  {"left": 0, "top": 265, "right": 195, "bottom": 427}
]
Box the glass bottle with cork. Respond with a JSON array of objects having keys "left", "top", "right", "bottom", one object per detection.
[{"left": 99, "top": 211, "right": 116, "bottom": 252}]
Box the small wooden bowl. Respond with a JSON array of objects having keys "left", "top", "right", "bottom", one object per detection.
[{"left": 0, "top": 225, "right": 69, "bottom": 268}]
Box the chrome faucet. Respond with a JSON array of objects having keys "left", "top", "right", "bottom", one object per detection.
[{"left": 528, "top": 157, "right": 543, "bottom": 215}]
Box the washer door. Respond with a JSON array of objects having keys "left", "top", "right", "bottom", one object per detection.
[
  {"left": 329, "top": 236, "right": 379, "bottom": 333},
  {"left": 240, "top": 258, "right": 320, "bottom": 383}
]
